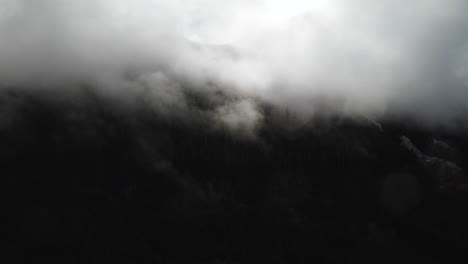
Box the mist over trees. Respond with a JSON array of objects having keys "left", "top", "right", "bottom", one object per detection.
[
  {"left": 1, "top": 87, "right": 467, "bottom": 263},
  {"left": 2, "top": 0, "right": 468, "bottom": 262}
]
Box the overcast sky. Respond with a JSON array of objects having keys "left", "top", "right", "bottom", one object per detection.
[{"left": 1, "top": 0, "right": 468, "bottom": 125}]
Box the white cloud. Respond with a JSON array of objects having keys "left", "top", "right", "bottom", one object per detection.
[{"left": 0, "top": 0, "right": 468, "bottom": 125}]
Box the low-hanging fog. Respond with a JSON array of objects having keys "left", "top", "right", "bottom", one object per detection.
[
  {"left": 1, "top": 0, "right": 468, "bottom": 128},
  {"left": 5, "top": 2, "right": 468, "bottom": 261}
]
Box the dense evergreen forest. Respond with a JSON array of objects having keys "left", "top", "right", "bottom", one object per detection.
[{"left": 2, "top": 87, "right": 468, "bottom": 263}]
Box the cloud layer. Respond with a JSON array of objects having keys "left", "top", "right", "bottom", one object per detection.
[{"left": 1, "top": 0, "right": 468, "bottom": 126}]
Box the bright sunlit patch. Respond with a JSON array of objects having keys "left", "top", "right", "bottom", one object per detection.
[
  {"left": 261, "top": 0, "right": 340, "bottom": 23},
  {"left": 182, "top": 0, "right": 343, "bottom": 45}
]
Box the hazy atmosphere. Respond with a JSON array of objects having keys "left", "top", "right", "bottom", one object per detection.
[
  {"left": 2, "top": 0, "right": 468, "bottom": 125},
  {"left": 3, "top": 1, "right": 468, "bottom": 263}
]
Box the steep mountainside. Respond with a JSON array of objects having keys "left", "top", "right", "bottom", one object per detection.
[{"left": 2, "top": 89, "right": 468, "bottom": 263}]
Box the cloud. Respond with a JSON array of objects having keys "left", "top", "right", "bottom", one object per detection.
[
  {"left": 0, "top": 0, "right": 468, "bottom": 128},
  {"left": 214, "top": 99, "right": 264, "bottom": 138}
]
